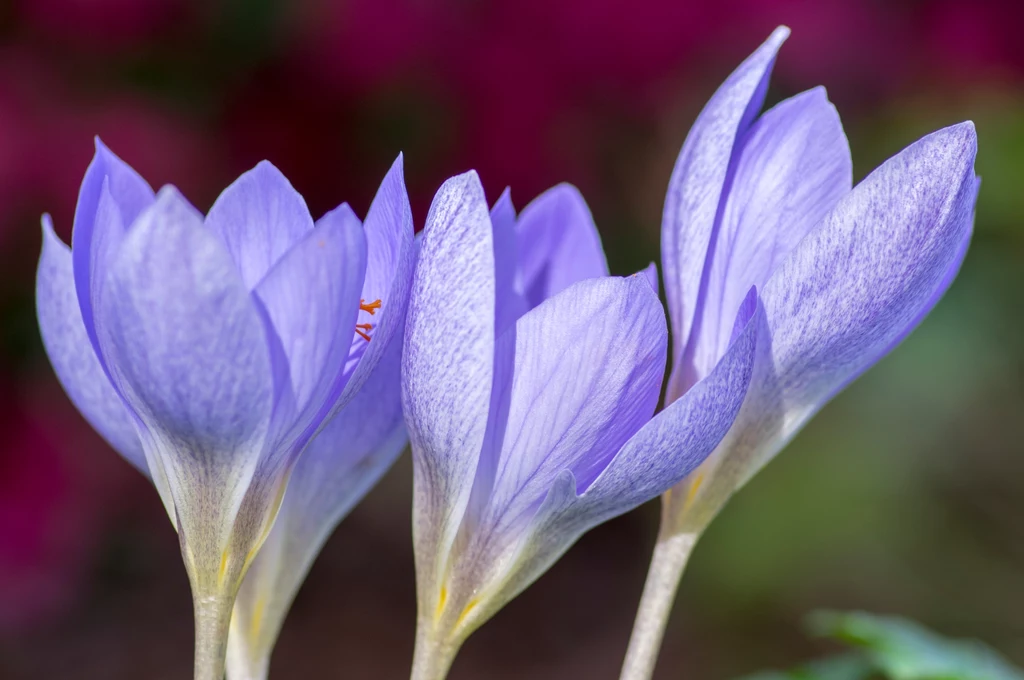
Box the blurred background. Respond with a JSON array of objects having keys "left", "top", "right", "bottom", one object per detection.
[{"left": 1, "top": 0, "right": 1022, "bottom": 677}]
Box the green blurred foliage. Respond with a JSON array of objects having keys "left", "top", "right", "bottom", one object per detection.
[{"left": 741, "top": 611, "right": 1024, "bottom": 680}]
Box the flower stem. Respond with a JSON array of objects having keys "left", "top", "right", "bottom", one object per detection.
[
  {"left": 618, "top": 529, "right": 699, "bottom": 680},
  {"left": 193, "top": 593, "right": 235, "bottom": 680},
  {"left": 409, "top": 626, "right": 459, "bottom": 680}
]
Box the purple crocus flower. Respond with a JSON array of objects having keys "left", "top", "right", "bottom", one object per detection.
[
  {"left": 404, "top": 174, "right": 758, "bottom": 679},
  {"left": 35, "top": 141, "right": 415, "bottom": 680},
  {"left": 226, "top": 312, "right": 408, "bottom": 680},
  {"left": 619, "top": 27, "right": 979, "bottom": 680}
]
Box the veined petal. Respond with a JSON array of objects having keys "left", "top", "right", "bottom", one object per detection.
[
  {"left": 97, "top": 187, "right": 274, "bottom": 580},
  {"left": 662, "top": 26, "right": 788, "bottom": 390},
  {"left": 491, "top": 188, "right": 527, "bottom": 335},
  {"left": 463, "top": 188, "right": 522, "bottom": 537},
  {"left": 205, "top": 161, "right": 315, "bottom": 290},
  {"left": 226, "top": 325, "right": 406, "bottom": 680},
  {"left": 483, "top": 275, "right": 667, "bottom": 529},
  {"left": 325, "top": 154, "right": 416, "bottom": 420},
  {"left": 677, "top": 122, "right": 979, "bottom": 530},
  {"left": 404, "top": 171, "right": 496, "bottom": 606},
  {"left": 759, "top": 122, "right": 977, "bottom": 468},
  {"left": 685, "top": 87, "right": 851, "bottom": 384},
  {"left": 253, "top": 203, "right": 367, "bottom": 452},
  {"left": 71, "top": 139, "right": 154, "bottom": 359},
  {"left": 434, "top": 292, "right": 755, "bottom": 644},
  {"left": 36, "top": 216, "right": 146, "bottom": 476},
  {"left": 515, "top": 183, "right": 609, "bottom": 309},
  {"left": 436, "top": 275, "right": 667, "bottom": 638},
  {"left": 579, "top": 289, "right": 759, "bottom": 523}
]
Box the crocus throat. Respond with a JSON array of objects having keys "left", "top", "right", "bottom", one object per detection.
[{"left": 356, "top": 298, "right": 382, "bottom": 341}]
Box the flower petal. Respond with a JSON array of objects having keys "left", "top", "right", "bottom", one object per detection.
[
  {"left": 490, "top": 187, "right": 527, "bottom": 335},
  {"left": 325, "top": 154, "right": 416, "bottom": 420},
  {"left": 683, "top": 86, "right": 852, "bottom": 385},
  {"left": 437, "top": 275, "right": 666, "bottom": 634},
  {"left": 439, "top": 292, "right": 757, "bottom": 640},
  {"left": 481, "top": 274, "right": 667, "bottom": 532},
  {"left": 226, "top": 324, "right": 406, "bottom": 680},
  {"left": 756, "top": 122, "right": 978, "bottom": 470},
  {"left": 404, "top": 171, "right": 496, "bottom": 600},
  {"left": 205, "top": 161, "right": 315, "bottom": 290},
  {"left": 579, "top": 289, "right": 760, "bottom": 522},
  {"left": 36, "top": 216, "right": 146, "bottom": 476},
  {"left": 463, "top": 186, "right": 523, "bottom": 534},
  {"left": 253, "top": 203, "right": 367, "bottom": 452},
  {"left": 675, "top": 123, "right": 979, "bottom": 533},
  {"left": 97, "top": 187, "right": 274, "bottom": 565},
  {"left": 515, "top": 183, "right": 609, "bottom": 309},
  {"left": 661, "top": 26, "right": 787, "bottom": 388},
  {"left": 71, "top": 138, "right": 154, "bottom": 358},
  {"left": 641, "top": 262, "right": 659, "bottom": 295}
]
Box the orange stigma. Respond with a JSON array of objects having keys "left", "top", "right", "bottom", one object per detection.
[
  {"left": 360, "top": 298, "right": 382, "bottom": 315},
  {"left": 355, "top": 298, "right": 382, "bottom": 342}
]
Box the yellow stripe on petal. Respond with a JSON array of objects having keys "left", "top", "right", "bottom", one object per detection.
[{"left": 434, "top": 586, "right": 448, "bottom": 621}]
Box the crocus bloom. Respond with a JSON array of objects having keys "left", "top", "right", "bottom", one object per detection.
[
  {"left": 226, "top": 302, "right": 408, "bottom": 680},
  {"left": 35, "top": 141, "right": 415, "bottom": 680},
  {"left": 619, "top": 27, "right": 978, "bottom": 680},
  {"left": 404, "top": 174, "right": 758, "bottom": 679}
]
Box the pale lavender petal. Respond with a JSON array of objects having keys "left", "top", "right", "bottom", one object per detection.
[
  {"left": 684, "top": 124, "right": 979, "bottom": 526},
  {"left": 681, "top": 87, "right": 851, "bottom": 387},
  {"left": 97, "top": 187, "right": 274, "bottom": 557},
  {"left": 438, "top": 293, "right": 757, "bottom": 639},
  {"left": 751, "top": 122, "right": 978, "bottom": 470},
  {"left": 641, "top": 262, "right": 659, "bottom": 295},
  {"left": 205, "top": 161, "right": 315, "bottom": 290},
  {"left": 578, "top": 289, "right": 760, "bottom": 522},
  {"left": 482, "top": 275, "right": 667, "bottom": 531},
  {"left": 403, "top": 171, "right": 495, "bottom": 598},
  {"left": 326, "top": 154, "right": 416, "bottom": 419},
  {"left": 36, "top": 216, "right": 146, "bottom": 476},
  {"left": 491, "top": 187, "right": 527, "bottom": 335},
  {"left": 662, "top": 26, "right": 788, "bottom": 388},
  {"left": 71, "top": 139, "right": 154, "bottom": 358},
  {"left": 515, "top": 183, "right": 609, "bottom": 308},
  {"left": 227, "top": 325, "right": 406, "bottom": 680},
  {"left": 254, "top": 204, "right": 366, "bottom": 451}
]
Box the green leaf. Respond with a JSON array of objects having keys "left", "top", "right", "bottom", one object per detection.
[
  {"left": 807, "top": 611, "right": 1024, "bottom": 680},
  {"left": 739, "top": 652, "right": 876, "bottom": 680}
]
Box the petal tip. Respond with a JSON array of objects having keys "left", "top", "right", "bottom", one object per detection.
[
  {"left": 250, "top": 159, "right": 303, "bottom": 193},
  {"left": 548, "top": 182, "right": 588, "bottom": 207},
  {"left": 153, "top": 184, "right": 187, "bottom": 204},
  {"left": 771, "top": 25, "right": 792, "bottom": 43},
  {"left": 322, "top": 201, "right": 360, "bottom": 226},
  {"left": 939, "top": 120, "right": 978, "bottom": 150},
  {"left": 631, "top": 264, "right": 661, "bottom": 297},
  {"left": 40, "top": 213, "right": 57, "bottom": 238},
  {"left": 442, "top": 169, "right": 486, "bottom": 201}
]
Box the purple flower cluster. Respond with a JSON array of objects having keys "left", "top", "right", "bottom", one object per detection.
[{"left": 36, "top": 26, "right": 977, "bottom": 680}]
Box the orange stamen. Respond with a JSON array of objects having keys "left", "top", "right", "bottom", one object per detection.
[
  {"left": 355, "top": 322, "right": 374, "bottom": 342},
  {"left": 360, "top": 298, "right": 382, "bottom": 315}
]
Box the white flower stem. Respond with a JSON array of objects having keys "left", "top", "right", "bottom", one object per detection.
[
  {"left": 193, "top": 593, "right": 235, "bottom": 680},
  {"left": 618, "top": 529, "right": 699, "bottom": 680},
  {"left": 409, "top": 625, "right": 459, "bottom": 680}
]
